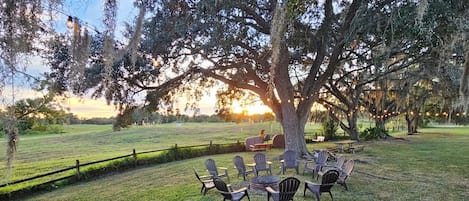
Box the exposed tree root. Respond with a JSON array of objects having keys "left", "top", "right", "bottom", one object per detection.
[{"left": 384, "top": 133, "right": 409, "bottom": 141}]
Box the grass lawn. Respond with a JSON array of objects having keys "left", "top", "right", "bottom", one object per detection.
[{"left": 13, "top": 126, "right": 469, "bottom": 201}]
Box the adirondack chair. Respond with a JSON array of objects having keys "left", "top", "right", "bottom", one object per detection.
[
  {"left": 337, "top": 159, "right": 355, "bottom": 190},
  {"left": 266, "top": 177, "right": 301, "bottom": 201},
  {"left": 205, "top": 158, "right": 230, "bottom": 182},
  {"left": 193, "top": 168, "right": 215, "bottom": 195},
  {"left": 280, "top": 150, "right": 299, "bottom": 175},
  {"left": 233, "top": 155, "right": 254, "bottom": 181},
  {"left": 317, "top": 155, "right": 346, "bottom": 178},
  {"left": 253, "top": 153, "right": 272, "bottom": 176},
  {"left": 213, "top": 178, "right": 250, "bottom": 201},
  {"left": 304, "top": 150, "right": 329, "bottom": 177},
  {"left": 304, "top": 169, "right": 340, "bottom": 201}
]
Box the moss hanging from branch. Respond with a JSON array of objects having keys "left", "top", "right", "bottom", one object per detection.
[
  {"left": 103, "top": 0, "right": 118, "bottom": 85},
  {"left": 461, "top": 51, "right": 469, "bottom": 112},
  {"left": 5, "top": 114, "right": 18, "bottom": 178},
  {"left": 127, "top": 1, "right": 146, "bottom": 68},
  {"left": 416, "top": 0, "right": 428, "bottom": 26},
  {"left": 69, "top": 19, "right": 90, "bottom": 77},
  {"left": 268, "top": 1, "right": 287, "bottom": 101},
  {"left": 0, "top": 0, "right": 47, "bottom": 179}
]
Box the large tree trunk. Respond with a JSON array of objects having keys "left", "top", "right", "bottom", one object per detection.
[
  {"left": 279, "top": 107, "right": 309, "bottom": 156},
  {"left": 331, "top": 112, "right": 360, "bottom": 140},
  {"left": 267, "top": 0, "right": 362, "bottom": 157},
  {"left": 270, "top": 2, "right": 310, "bottom": 156},
  {"left": 344, "top": 114, "right": 360, "bottom": 140},
  {"left": 375, "top": 118, "right": 385, "bottom": 130},
  {"left": 405, "top": 114, "right": 418, "bottom": 134}
]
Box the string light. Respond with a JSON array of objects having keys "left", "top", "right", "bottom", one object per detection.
[{"left": 66, "top": 16, "right": 74, "bottom": 29}]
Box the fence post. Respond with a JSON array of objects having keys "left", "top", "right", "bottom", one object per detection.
[
  {"left": 174, "top": 144, "right": 178, "bottom": 149},
  {"left": 75, "top": 160, "right": 80, "bottom": 180},
  {"left": 132, "top": 149, "right": 137, "bottom": 167},
  {"left": 209, "top": 141, "right": 213, "bottom": 147}
]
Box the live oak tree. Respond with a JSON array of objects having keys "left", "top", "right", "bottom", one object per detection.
[
  {"left": 138, "top": 0, "right": 370, "bottom": 155},
  {"left": 323, "top": 0, "right": 467, "bottom": 138}
]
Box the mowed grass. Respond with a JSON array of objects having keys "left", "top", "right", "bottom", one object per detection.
[
  {"left": 15, "top": 126, "right": 469, "bottom": 201},
  {"left": 0, "top": 122, "right": 323, "bottom": 193}
]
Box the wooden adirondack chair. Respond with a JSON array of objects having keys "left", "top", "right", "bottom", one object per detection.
[
  {"left": 304, "top": 150, "right": 329, "bottom": 177},
  {"left": 253, "top": 153, "right": 272, "bottom": 176},
  {"left": 213, "top": 178, "right": 250, "bottom": 201},
  {"left": 205, "top": 158, "right": 230, "bottom": 182},
  {"left": 304, "top": 169, "right": 340, "bottom": 201},
  {"left": 317, "top": 155, "right": 346, "bottom": 178},
  {"left": 337, "top": 159, "right": 355, "bottom": 190},
  {"left": 193, "top": 168, "right": 215, "bottom": 195},
  {"left": 266, "top": 177, "right": 301, "bottom": 201},
  {"left": 280, "top": 150, "right": 299, "bottom": 175},
  {"left": 233, "top": 155, "right": 254, "bottom": 181}
]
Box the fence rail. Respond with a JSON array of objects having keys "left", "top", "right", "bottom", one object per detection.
[{"left": 0, "top": 141, "right": 243, "bottom": 190}]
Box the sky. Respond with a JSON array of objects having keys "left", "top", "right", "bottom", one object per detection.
[{"left": 1, "top": 0, "right": 271, "bottom": 118}]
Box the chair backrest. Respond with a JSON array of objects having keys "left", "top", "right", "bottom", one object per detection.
[
  {"left": 264, "top": 134, "right": 271, "bottom": 141},
  {"left": 245, "top": 136, "right": 263, "bottom": 151},
  {"left": 340, "top": 159, "right": 355, "bottom": 181},
  {"left": 283, "top": 150, "right": 297, "bottom": 167},
  {"left": 233, "top": 155, "right": 246, "bottom": 173},
  {"left": 335, "top": 155, "right": 346, "bottom": 169},
  {"left": 205, "top": 158, "right": 218, "bottom": 176},
  {"left": 277, "top": 177, "right": 301, "bottom": 201},
  {"left": 272, "top": 134, "right": 285, "bottom": 148},
  {"left": 320, "top": 169, "right": 340, "bottom": 192},
  {"left": 213, "top": 178, "right": 232, "bottom": 199},
  {"left": 316, "top": 150, "right": 329, "bottom": 165},
  {"left": 254, "top": 153, "right": 267, "bottom": 168},
  {"left": 193, "top": 168, "right": 203, "bottom": 182}
]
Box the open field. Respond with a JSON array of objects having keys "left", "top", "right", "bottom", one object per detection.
[
  {"left": 11, "top": 126, "right": 469, "bottom": 200},
  {"left": 0, "top": 122, "right": 325, "bottom": 193}
]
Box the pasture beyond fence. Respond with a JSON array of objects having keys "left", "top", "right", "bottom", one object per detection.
[{"left": 0, "top": 141, "right": 245, "bottom": 200}]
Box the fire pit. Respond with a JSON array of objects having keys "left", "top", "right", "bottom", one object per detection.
[{"left": 250, "top": 175, "right": 280, "bottom": 191}]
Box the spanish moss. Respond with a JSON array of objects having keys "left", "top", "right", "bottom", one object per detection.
[
  {"left": 103, "top": 0, "right": 118, "bottom": 85},
  {"left": 268, "top": 1, "right": 287, "bottom": 102}
]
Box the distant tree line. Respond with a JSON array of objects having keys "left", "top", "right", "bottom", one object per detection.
[{"left": 0, "top": 98, "right": 278, "bottom": 135}]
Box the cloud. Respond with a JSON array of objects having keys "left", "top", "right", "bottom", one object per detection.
[{"left": 65, "top": 97, "right": 118, "bottom": 118}]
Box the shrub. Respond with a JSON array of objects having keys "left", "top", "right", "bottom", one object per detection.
[
  {"left": 49, "top": 125, "right": 65, "bottom": 134},
  {"left": 31, "top": 122, "right": 48, "bottom": 132},
  {"left": 321, "top": 118, "right": 338, "bottom": 140},
  {"left": 360, "top": 127, "right": 388, "bottom": 141}
]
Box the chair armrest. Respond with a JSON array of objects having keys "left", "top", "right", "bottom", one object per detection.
[
  {"left": 267, "top": 161, "right": 272, "bottom": 165},
  {"left": 231, "top": 187, "right": 248, "bottom": 193},
  {"left": 200, "top": 178, "right": 213, "bottom": 183},
  {"left": 265, "top": 186, "right": 278, "bottom": 194},
  {"left": 219, "top": 167, "right": 228, "bottom": 170},
  {"left": 199, "top": 175, "right": 212, "bottom": 179},
  {"left": 304, "top": 180, "right": 320, "bottom": 187}
]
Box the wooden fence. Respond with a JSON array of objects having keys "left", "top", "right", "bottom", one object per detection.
[{"left": 0, "top": 141, "right": 244, "bottom": 191}]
